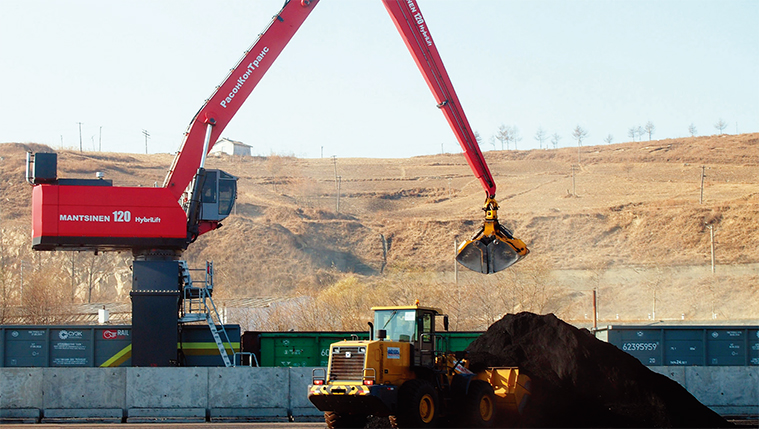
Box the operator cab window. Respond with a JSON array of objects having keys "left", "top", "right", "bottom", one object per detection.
[
  {"left": 201, "top": 170, "right": 218, "bottom": 203},
  {"left": 374, "top": 309, "right": 417, "bottom": 342},
  {"left": 217, "top": 171, "right": 237, "bottom": 216}
]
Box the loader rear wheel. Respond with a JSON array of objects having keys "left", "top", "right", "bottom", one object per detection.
[
  {"left": 324, "top": 411, "right": 367, "bottom": 429},
  {"left": 396, "top": 379, "right": 438, "bottom": 428},
  {"left": 462, "top": 380, "right": 497, "bottom": 427}
]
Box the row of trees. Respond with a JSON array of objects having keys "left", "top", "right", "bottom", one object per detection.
[
  {"left": 481, "top": 118, "right": 733, "bottom": 152},
  {"left": 0, "top": 226, "right": 132, "bottom": 324}
]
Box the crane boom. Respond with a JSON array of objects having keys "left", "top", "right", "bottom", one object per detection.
[
  {"left": 163, "top": 0, "right": 320, "bottom": 198},
  {"left": 382, "top": 0, "right": 496, "bottom": 197},
  {"left": 383, "top": 0, "right": 528, "bottom": 273}
]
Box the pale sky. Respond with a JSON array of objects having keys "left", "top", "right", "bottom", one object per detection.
[{"left": 1, "top": 0, "right": 757, "bottom": 158}]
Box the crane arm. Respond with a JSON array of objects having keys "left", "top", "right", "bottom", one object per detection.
[
  {"left": 163, "top": 0, "right": 320, "bottom": 199},
  {"left": 381, "top": 0, "right": 496, "bottom": 198},
  {"left": 383, "top": 0, "right": 527, "bottom": 273}
]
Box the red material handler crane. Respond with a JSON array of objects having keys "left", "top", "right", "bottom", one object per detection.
[
  {"left": 26, "top": 0, "right": 527, "bottom": 365},
  {"left": 28, "top": 0, "right": 528, "bottom": 273}
]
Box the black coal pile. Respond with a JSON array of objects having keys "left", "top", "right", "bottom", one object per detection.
[{"left": 466, "top": 312, "right": 732, "bottom": 428}]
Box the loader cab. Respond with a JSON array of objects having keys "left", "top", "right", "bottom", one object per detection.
[{"left": 372, "top": 305, "right": 446, "bottom": 368}]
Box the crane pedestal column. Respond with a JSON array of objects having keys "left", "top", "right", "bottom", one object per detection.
[{"left": 130, "top": 256, "right": 182, "bottom": 367}]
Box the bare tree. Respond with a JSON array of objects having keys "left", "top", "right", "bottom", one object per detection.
[
  {"left": 572, "top": 125, "right": 588, "bottom": 146},
  {"left": 644, "top": 121, "right": 655, "bottom": 140},
  {"left": 603, "top": 134, "right": 613, "bottom": 144},
  {"left": 550, "top": 133, "right": 561, "bottom": 149},
  {"left": 636, "top": 125, "right": 645, "bottom": 141},
  {"left": 488, "top": 135, "right": 496, "bottom": 151},
  {"left": 495, "top": 124, "right": 509, "bottom": 150},
  {"left": 534, "top": 126, "right": 547, "bottom": 149},
  {"left": 572, "top": 125, "right": 587, "bottom": 163},
  {"left": 688, "top": 123, "right": 698, "bottom": 137},
  {"left": 84, "top": 253, "right": 111, "bottom": 303},
  {"left": 474, "top": 130, "right": 482, "bottom": 148},
  {"left": 509, "top": 126, "right": 522, "bottom": 151},
  {"left": 21, "top": 266, "right": 74, "bottom": 324},
  {"left": 714, "top": 118, "right": 728, "bottom": 135},
  {"left": 628, "top": 127, "right": 637, "bottom": 142}
]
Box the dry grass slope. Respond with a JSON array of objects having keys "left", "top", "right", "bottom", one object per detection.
[{"left": 0, "top": 134, "right": 756, "bottom": 328}]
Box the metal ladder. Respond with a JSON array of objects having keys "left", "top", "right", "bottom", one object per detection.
[{"left": 177, "top": 261, "right": 234, "bottom": 367}]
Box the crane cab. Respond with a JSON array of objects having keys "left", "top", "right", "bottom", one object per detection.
[{"left": 198, "top": 169, "right": 237, "bottom": 222}]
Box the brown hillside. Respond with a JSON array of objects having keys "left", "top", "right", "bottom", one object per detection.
[{"left": 1, "top": 134, "right": 757, "bottom": 326}]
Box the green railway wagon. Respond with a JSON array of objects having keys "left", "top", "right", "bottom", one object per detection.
[{"left": 245, "top": 331, "right": 483, "bottom": 367}]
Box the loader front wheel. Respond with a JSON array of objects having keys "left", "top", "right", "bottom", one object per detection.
[
  {"left": 396, "top": 379, "right": 438, "bottom": 428},
  {"left": 462, "top": 380, "right": 497, "bottom": 427},
  {"left": 324, "top": 411, "right": 367, "bottom": 429}
]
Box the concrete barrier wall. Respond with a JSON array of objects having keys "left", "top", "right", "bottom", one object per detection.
[
  {"left": 0, "top": 366, "right": 756, "bottom": 422},
  {"left": 651, "top": 366, "right": 759, "bottom": 417}
]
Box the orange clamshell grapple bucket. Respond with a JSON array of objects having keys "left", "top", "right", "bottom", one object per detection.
[{"left": 456, "top": 198, "right": 529, "bottom": 274}]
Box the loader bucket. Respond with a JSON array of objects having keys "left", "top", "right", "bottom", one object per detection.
[{"left": 476, "top": 367, "right": 532, "bottom": 416}]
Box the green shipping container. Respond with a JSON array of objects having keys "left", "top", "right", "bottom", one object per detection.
[
  {"left": 257, "top": 332, "right": 369, "bottom": 367},
  {"left": 252, "top": 331, "right": 482, "bottom": 367}
]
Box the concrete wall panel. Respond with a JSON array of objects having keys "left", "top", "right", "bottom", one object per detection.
[
  {"left": 126, "top": 367, "right": 208, "bottom": 409},
  {"left": 42, "top": 368, "right": 126, "bottom": 409},
  {"left": 0, "top": 368, "right": 42, "bottom": 409},
  {"left": 290, "top": 367, "right": 321, "bottom": 417},
  {"left": 685, "top": 366, "right": 758, "bottom": 407},
  {"left": 207, "top": 367, "right": 288, "bottom": 409}
]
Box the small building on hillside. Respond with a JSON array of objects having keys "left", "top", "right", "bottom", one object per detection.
[{"left": 210, "top": 138, "right": 252, "bottom": 156}]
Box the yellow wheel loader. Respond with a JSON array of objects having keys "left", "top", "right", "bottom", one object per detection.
[{"left": 308, "top": 304, "right": 531, "bottom": 428}]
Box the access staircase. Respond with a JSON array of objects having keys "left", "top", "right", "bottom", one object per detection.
[{"left": 177, "top": 261, "right": 238, "bottom": 367}]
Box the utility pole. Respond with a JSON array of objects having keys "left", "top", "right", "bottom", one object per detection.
[
  {"left": 592, "top": 289, "right": 598, "bottom": 330},
  {"left": 142, "top": 130, "right": 150, "bottom": 154},
  {"left": 379, "top": 233, "right": 388, "bottom": 274},
  {"left": 706, "top": 224, "right": 715, "bottom": 273},
  {"left": 77, "top": 122, "right": 84, "bottom": 152},
  {"left": 331, "top": 155, "right": 338, "bottom": 188},
  {"left": 453, "top": 238, "right": 459, "bottom": 284},
  {"left": 571, "top": 164, "right": 578, "bottom": 196},
  {"left": 335, "top": 175, "right": 342, "bottom": 213},
  {"left": 699, "top": 166, "right": 706, "bottom": 204}
]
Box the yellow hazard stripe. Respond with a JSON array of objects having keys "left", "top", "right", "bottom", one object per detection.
[
  {"left": 98, "top": 341, "right": 241, "bottom": 365},
  {"left": 100, "top": 344, "right": 132, "bottom": 367},
  {"left": 179, "top": 342, "right": 240, "bottom": 356}
]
